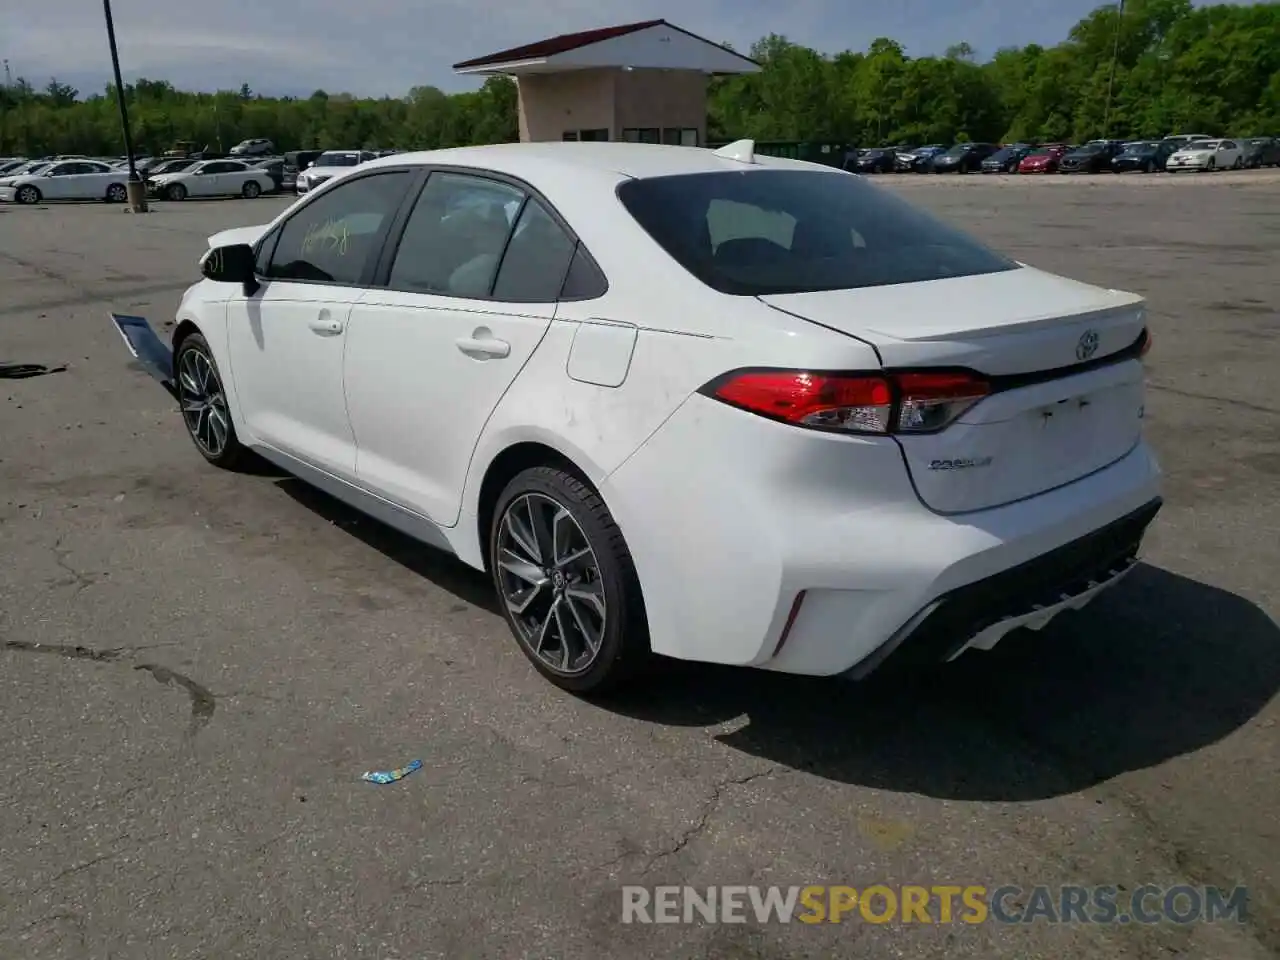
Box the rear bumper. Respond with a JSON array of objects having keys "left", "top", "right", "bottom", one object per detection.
[
  {"left": 842, "top": 497, "right": 1161, "bottom": 678},
  {"left": 603, "top": 393, "right": 1163, "bottom": 677}
]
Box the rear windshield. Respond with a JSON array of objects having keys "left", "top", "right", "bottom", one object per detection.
[
  {"left": 316, "top": 153, "right": 360, "bottom": 167},
  {"left": 615, "top": 169, "right": 1018, "bottom": 296}
]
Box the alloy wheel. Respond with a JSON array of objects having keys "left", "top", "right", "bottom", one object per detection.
[
  {"left": 495, "top": 493, "right": 606, "bottom": 676},
  {"left": 107, "top": 184, "right": 127, "bottom": 202},
  {"left": 16, "top": 186, "right": 38, "bottom": 204},
  {"left": 177, "top": 345, "right": 231, "bottom": 458}
]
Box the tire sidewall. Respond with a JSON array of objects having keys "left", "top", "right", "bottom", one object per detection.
[
  {"left": 16, "top": 185, "right": 39, "bottom": 204},
  {"left": 489, "top": 467, "right": 646, "bottom": 693},
  {"left": 168, "top": 183, "right": 186, "bottom": 200},
  {"left": 243, "top": 181, "right": 261, "bottom": 199},
  {"left": 107, "top": 183, "right": 127, "bottom": 202}
]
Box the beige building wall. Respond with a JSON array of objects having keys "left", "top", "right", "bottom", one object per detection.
[
  {"left": 517, "top": 70, "right": 617, "bottom": 142},
  {"left": 614, "top": 69, "right": 707, "bottom": 146},
  {"left": 516, "top": 68, "right": 708, "bottom": 144}
]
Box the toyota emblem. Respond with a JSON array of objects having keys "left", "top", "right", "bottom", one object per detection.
[{"left": 1076, "top": 329, "right": 1100, "bottom": 362}]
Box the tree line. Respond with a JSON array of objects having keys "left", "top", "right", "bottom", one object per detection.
[{"left": 1, "top": 0, "right": 1276, "bottom": 159}]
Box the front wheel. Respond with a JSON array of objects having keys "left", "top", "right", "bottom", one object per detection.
[
  {"left": 166, "top": 183, "right": 187, "bottom": 201},
  {"left": 15, "top": 185, "right": 40, "bottom": 204},
  {"left": 490, "top": 466, "right": 649, "bottom": 694},
  {"left": 241, "top": 180, "right": 262, "bottom": 199},
  {"left": 173, "top": 332, "right": 249, "bottom": 470},
  {"left": 1205, "top": 158, "right": 1216, "bottom": 172},
  {"left": 1232, "top": 157, "right": 1243, "bottom": 170}
]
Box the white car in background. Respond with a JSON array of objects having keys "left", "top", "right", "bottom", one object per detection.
[
  {"left": 1166, "top": 139, "right": 1244, "bottom": 172},
  {"left": 147, "top": 158, "right": 275, "bottom": 201},
  {"left": 0, "top": 158, "right": 131, "bottom": 204},
  {"left": 296, "top": 150, "right": 377, "bottom": 194},
  {"left": 111, "top": 140, "right": 1161, "bottom": 694}
]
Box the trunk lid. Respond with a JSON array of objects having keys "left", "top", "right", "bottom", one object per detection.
[{"left": 760, "top": 266, "right": 1148, "bottom": 514}]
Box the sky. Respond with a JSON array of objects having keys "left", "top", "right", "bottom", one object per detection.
[{"left": 2, "top": 0, "right": 1223, "bottom": 100}]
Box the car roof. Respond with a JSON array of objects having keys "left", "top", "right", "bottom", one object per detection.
[{"left": 356, "top": 141, "right": 839, "bottom": 183}]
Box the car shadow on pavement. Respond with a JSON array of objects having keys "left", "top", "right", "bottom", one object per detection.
[
  {"left": 602, "top": 564, "right": 1280, "bottom": 801},
  {"left": 272, "top": 476, "right": 500, "bottom": 612}
]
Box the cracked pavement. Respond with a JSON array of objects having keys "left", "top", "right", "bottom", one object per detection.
[{"left": 1, "top": 181, "right": 1278, "bottom": 958}]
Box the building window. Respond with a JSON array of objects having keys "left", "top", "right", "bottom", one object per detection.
[
  {"left": 578, "top": 129, "right": 609, "bottom": 142},
  {"left": 562, "top": 131, "right": 578, "bottom": 141},
  {"left": 622, "top": 128, "right": 660, "bottom": 144},
  {"left": 680, "top": 128, "right": 699, "bottom": 147},
  {"left": 662, "top": 128, "right": 681, "bottom": 145}
]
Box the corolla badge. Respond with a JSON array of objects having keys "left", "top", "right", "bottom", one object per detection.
[{"left": 1076, "top": 329, "right": 1100, "bottom": 361}]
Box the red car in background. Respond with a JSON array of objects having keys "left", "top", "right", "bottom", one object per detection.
[{"left": 1018, "top": 144, "right": 1071, "bottom": 173}]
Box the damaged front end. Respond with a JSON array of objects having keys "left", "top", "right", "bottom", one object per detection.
[{"left": 110, "top": 313, "right": 178, "bottom": 400}]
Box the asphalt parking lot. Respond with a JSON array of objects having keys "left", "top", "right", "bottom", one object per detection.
[{"left": 1, "top": 174, "right": 1278, "bottom": 959}]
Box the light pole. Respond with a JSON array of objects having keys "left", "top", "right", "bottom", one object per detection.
[
  {"left": 102, "top": 0, "right": 147, "bottom": 211},
  {"left": 1101, "top": 0, "right": 1126, "bottom": 140}
]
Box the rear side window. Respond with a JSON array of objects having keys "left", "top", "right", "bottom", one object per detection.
[
  {"left": 491, "top": 199, "right": 576, "bottom": 302},
  {"left": 616, "top": 169, "right": 1017, "bottom": 296}
]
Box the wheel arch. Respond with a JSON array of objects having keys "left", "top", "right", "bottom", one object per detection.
[{"left": 472, "top": 439, "right": 602, "bottom": 574}]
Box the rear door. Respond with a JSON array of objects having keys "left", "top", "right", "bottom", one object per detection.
[{"left": 343, "top": 169, "right": 570, "bottom": 526}]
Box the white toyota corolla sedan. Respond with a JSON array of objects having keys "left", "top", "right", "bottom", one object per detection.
[{"left": 111, "top": 140, "right": 1162, "bottom": 694}]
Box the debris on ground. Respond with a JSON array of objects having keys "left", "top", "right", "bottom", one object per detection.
[{"left": 361, "top": 759, "right": 423, "bottom": 785}]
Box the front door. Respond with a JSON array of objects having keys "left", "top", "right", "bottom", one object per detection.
[
  {"left": 223, "top": 168, "right": 415, "bottom": 478},
  {"left": 344, "top": 171, "right": 578, "bottom": 526}
]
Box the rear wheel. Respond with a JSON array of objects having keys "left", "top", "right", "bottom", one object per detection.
[
  {"left": 241, "top": 180, "right": 262, "bottom": 199},
  {"left": 105, "top": 183, "right": 127, "bottom": 203},
  {"left": 489, "top": 466, "right": 649, "bottom": 695},
  {"left": 15, "top": 185, "right": 40, "bottom": 204},
  {"left": 173, "top": 332, "right": 249, "bottom": 470}
]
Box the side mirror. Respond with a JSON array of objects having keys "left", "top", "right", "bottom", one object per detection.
[{"left": 201, "top": 243, "right": 259, "bottom": 296}]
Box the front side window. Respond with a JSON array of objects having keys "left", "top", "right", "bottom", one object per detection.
[
  {"left": 266, "top": 171, "right": 411, "bottom": 285},
  {"left": 617, "top": 169, "right": 1018, "bottom": 297},
  {"left": 388, "top": 173, "right": 524, "bottom": 298}
]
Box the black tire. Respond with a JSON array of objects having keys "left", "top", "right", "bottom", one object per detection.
[
  {"left": 1232, "top": 157, "right": 1243, "bottom": 170},
  {"left": 1205, "top": 158, "right": 1216, "bottom": 172},
  {"left": 166, "top": 182, "right": 187, "bottom": 201},
  {"left": 172, "top": 331, "right": 250, "bottom": 470},
  {"left": 242, "top": 180, "right": 261, "bottom": 199},
  {"left": 105, "top": 183, "right": 127, "bottom": 203},
  {"left": 15, "top": 184, "right": 40, "bottom": 204},
  {"left": 489, "top": 465, "right": 649, "bottom": 695},
  {"left": 1143, "top": 161, "right": 1153, "bottom": 173}
]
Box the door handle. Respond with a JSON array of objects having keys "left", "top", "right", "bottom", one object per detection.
[
  {"left": 308, "top": 316, "right": 344, "bottom": 335},
  {"left": 455, "top": 335, "right": 510, "bottom": 359}
]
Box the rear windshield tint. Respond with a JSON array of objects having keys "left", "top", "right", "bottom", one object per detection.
[{"left": 616, "top": 169, "right": 1018, "bottom": 296}]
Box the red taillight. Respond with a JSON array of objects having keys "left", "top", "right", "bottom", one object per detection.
[
  {"left": 1140, "top": 328, "right": 1153, "bottom": 357},
  {"left": 705, "top": 369, "right": 990, "bottom": 435}
]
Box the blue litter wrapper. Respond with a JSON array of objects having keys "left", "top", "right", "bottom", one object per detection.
[{"left": 361, "top": 759, "right": 423, "bottom": 784}]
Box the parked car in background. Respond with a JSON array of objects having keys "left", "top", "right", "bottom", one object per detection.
[
  {"left": 931, "top": 142, "right": 1001, "bottom": 173},
  {"left": 0, "top": 158, "right": 131, "bottom": 204},
  {"left": 147, "top": 158, "right": 275, "bottom": 200},
  {"left": 1111, "top": 140, "right": 1177, "bottom": 173},
  {"left": 1240, "top": 137, "right": 1280, "bottom": 168},
  {"left": 229, "top": 139, "right": 276, "bottom": 157},
  {"left": 851, "top": 147, "right": 897, "bottom": 173},
  {"left": 120, "top": 140, "right": 1160, "bottom": 694},
  {"left": 1059, "top": 140, "right": 1125, "bottom": 173},
  {"left": 281, "top": 150, "right": 324, "bottom": 191},
  {"left": 1017, "top": 144, "right": 1070, "bottom": 173},
  {"left": 143, "top": 157, "right": 200, "bottom": 190},
  {"left": 1167, "top": 138, "right": 1243, "bottom": 172},
  {"left": 895, "top": 145, "right": 945, "bottom": 172},
  {"left": 295, "top": 150, "right": 377, "bottom": 194},
  {"left": 0, "top": 160, "right": 53, "bottom": 184},
  {"left": 250, "top": 157, "right": 285, "bottom": 192},
  {"left": 1162, "top": 134, "right": 1212, "bottom": 151},
  {"left": 981, "top": 143, "right": 1034, "bottom": 173},
  {"left": 0, "top": 158, "right": 29, "bottom": 176}
]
